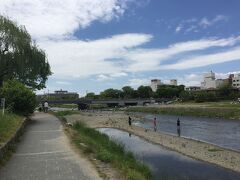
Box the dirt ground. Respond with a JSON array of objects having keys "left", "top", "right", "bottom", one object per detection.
[{"left": 65, "top": 111, "right": 240, "bottom": 173}]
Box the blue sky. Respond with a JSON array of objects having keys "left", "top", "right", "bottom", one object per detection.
[{"left": 1, "top": 0, "right": 240, "bottom": 95}]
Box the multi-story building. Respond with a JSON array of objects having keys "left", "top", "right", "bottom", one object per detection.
[
  {"left": 150, "top": 79, "right": 162, "bottom": 92},
  {"left": 38, "top": 89, "right": 79, "bottom": 100},
  {"left": 170, "top": 79, "right": 177, "bottom": 86},
  {"left": 232, "top": 74, "right": 240, "bottom": 89},
  {"left": 201, "top": 71, "right": 216, "bottom": 89},
  {"left": 185, "top": 86, "right": 201, "bottom": 91}
]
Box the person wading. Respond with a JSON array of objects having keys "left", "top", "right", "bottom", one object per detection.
[
  {"left": 177, "top": 118, "right": 181, "bottom": 137},
  {"left": 153, "top": 117, "right": 157, "bottom": 132},
  {"left": 128, "top": 116, "right": 132, "bottom": 126}
]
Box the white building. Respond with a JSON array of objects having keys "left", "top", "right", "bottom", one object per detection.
[
  {"left": 201, "top": 71, "right": 217, "bottom": 89},
  {"left": 232, "top": 74, "right": 240, "bottom": 89},
  {"left": 185, "top": 86, "right": 201, "bottom": 91},
  {"left": 170, "top": 79, "right": 177, "bottom": 86},
  {"left": 150, "top": 79, "right": 162, "bottom": 92}
]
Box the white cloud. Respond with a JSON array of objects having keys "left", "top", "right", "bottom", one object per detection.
[
  {"left": 96, "top": 74, "right": 113, "bottom": 81},
  {"left": 175, "top": 25, "right": 183, "bottom": 33},
  {"left": 127, "top": 78, "right": 149, "bottom": 88},
  {"left": 199, "top": 15, "right": 228, "bottom": 28},
  {"left": 37, "top": 35, "right": 240, "bottom": 79},
  {"left": 160, "top": 47, "right": 240, "bottom": 70},
  {"left": 125, "top": 36, "right": 240, "bottom": 72},
  {"left": 56, "top": 81, "right": 72, "bottom": 85},
  {"left": 0, "top": 0, "right": 134, "bottom": 39},
  {"left": 1, "top": 2, "right": 239, "bottom": 80},
  {"left": 175, "top": 15, "right": 229, "bottom": 34},
  {"left": 39, "top": 33, "right": 152, "bottom": 78}
]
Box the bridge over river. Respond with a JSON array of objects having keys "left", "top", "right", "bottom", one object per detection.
[{"left": 40, "top": 98, "right": 171, "bottom": 110}]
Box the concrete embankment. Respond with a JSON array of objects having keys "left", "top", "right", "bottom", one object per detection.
[{"left": 65, "top": 111, "right": 240, "bottom": 173}]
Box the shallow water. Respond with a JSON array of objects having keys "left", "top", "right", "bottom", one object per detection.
[
  {"left": 98, "top": 128, "right": 240, "bottom": 180},
  {"left": 130, "top": 112, "right": 240, "bottom": 151}
]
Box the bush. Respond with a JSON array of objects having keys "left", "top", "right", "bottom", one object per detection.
[
  {"left": 0, "top": 80, "right": 36, "bottom": 115},
  {"left": 179, "top": 91, "right": 194, "bottom": 101},
  {"left": 194, "top": 91, "right": 217, "bottom": 103}
]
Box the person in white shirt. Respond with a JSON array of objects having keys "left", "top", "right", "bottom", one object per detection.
[{"left": 44, "top": 101, "right": 49, "bottom": 113}]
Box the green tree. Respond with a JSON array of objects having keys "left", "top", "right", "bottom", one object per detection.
[
  {"left": 137, "top": 86, "right": 153, "bottom": 98},
  {"left": 155, "top": 85, "right": 184, "bottom": 98},
  {"left": 0, "top": 16, "right": 51, "bottom": 89},
  {"left": 86, "top": 92, "right": 97, "bottom": 99},
  {"left": 0, "top": 80, "right": 36, "bottom": 115},
  {"left": 194, "top": 91, "right": 217, "bottom": 103},
  {"left": 217, "top": 84, "right": 232, "bottom": 99},
  {"left": 122, "top": 86, "right": 135, "bottom": 99},
  {"left": 179, "top": 91, "right": 195, "bottom": 101},
  {"left": 100, "top": 88, "right": 122, "bottom": 99}
]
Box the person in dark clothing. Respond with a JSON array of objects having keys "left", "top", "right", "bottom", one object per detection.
[
  {"left": 177, "top": 118, "right": 181, "bottom": 137},
  {"left": 153, "top": 117, "right": 157, "bottom": 132},
  {"left": 128, "top": 116, "right": 132, "bottom": 126}
]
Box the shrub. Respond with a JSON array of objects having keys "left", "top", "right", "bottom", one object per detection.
[
  {"left": 179, "top": 91, "right": 195, "bottom": 101},
  {"left": 194, "top": 91, "right": 217, "bottom": 103},
  {"left": 0, "top": 80, "right": 36, "bottom": 115}
]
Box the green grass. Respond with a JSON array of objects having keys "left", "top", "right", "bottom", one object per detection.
[
  {"left": 51, "top": 104, "right": 78, "bottom": 109},
  {"left": 127, "top": 106, "right": 240, "bottom": 120},
  {"left": 72, "top": 122, "right": 152, "bottom": 180},
  {"left": 0, "top": 113, "right": 24, "bottom": 146},
  {"left": 54, "top": 110, "right": 80, "bottom": 117},
  {"left": 208, "top": 148, "right": 223, "bottom": 152}
]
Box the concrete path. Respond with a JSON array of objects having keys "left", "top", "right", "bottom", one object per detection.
[{"left": 0, "top": 113, "right": 100, "bottom": 180}]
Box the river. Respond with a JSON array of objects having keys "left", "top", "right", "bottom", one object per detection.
[
  {"left": 98, "top": 128, "right": 240, "bottom": 180},
  {"left": 130, "top": 112, "right": 240, "bottom": 151}
]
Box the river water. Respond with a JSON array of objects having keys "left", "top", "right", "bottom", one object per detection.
[
  {"left": 130, "top": 113, "right": 240, "bottom": 151},
  {"left": 98, "top": 128, "right": 240, "bottom": 180}
]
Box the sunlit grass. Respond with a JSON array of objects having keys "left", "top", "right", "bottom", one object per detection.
[
  {"left": 0, "top": 113, "right": 24, "bottom": 146},
  {"left": 72, "top": 122, "right": 152, "bottom": 180}
]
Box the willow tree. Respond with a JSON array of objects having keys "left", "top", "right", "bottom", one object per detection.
[{"left": 0, "top": 16, "right": 51, "bottom": 90}]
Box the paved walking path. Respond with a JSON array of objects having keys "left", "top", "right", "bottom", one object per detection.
[{"left": 0, "top": 113, "right": 100, "bottom": 180}]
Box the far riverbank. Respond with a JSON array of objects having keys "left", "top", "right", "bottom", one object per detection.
[{"left": 126, "top": 102, "right": 240, "bottom": 120}]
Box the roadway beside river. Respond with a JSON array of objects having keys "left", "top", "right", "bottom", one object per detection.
[{"left": 65, "top": 111, "right": 240, "bottom": 173}]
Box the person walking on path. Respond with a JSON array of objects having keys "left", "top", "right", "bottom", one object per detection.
[
  {"left": 44, "top": 101, "right": 49, "bottom": 113},
  {"left": 153, "top": 117, "right": 157, "bottom": 132},
  {"left": 177, "top": 118, "right": 181, "bottom": 137},
  {"left": 128, "top": 116, "right": 132, "bottom": 126}
]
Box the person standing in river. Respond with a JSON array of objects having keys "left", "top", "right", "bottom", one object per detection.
[
  {"left": 177, "top": 118, "right": 181, "bottom": 137},
  {"left": 128, "top": 116, "right": 132, "bottom": 126},
  {"left": 153, "top": 117, "right": 157, "bottom": 132}
]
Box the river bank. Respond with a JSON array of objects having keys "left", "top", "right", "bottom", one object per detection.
[
  {"left": 127, "top": 103, "right": 240, "bottom": 120},
  {"left": 65, "top": 111, "right": 240, "bottom": 173}
]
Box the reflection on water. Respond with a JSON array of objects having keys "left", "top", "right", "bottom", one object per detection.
[
  {"left": 131, "top": 113, "right": 240, "bottom": 151},
  {"left": 98, "top": 128, "right": 240, "bottom": 180}
]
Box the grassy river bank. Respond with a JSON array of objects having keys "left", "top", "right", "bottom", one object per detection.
[
  {"left": 0, "top": 113, "right": 24, "bottom": 166},
  {"left": 126, "top": 102, "right": 240, "bottom": 120},
  {"left": 55, "top": 111, "right": 152, "bottom": 180}
]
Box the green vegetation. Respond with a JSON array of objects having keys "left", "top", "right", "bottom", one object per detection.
[
  {"left": 0, "top": 80, "right": 37, "bottom": 115},
  {"left": 0, "top": 113, "right": 24, "bottom": 146},
  {"left": 55, "top": 111, "right": 152, "bottom": 179},
  {"left": 127, "top": 106, "right": 240, "bottom": 119},
  {"left": 54, "top": 110, "right": 80, "bottom": 117},
  {"left": 0, "top": 16, "right": 51, "bottom": 89},
  {"left": 51, "top": 104, "right": 78, "bottom": 109},
  {"left": 85, "top": 84, "right": 185, "bottom": 100},
  {"left": 72, "top": 122, "right": 152, "bottom": 180},
  {"left": 208, "top": 148, "right": 223, "bottom": 152}
]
